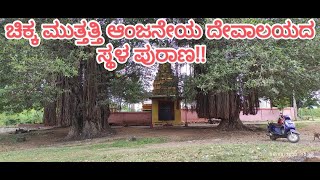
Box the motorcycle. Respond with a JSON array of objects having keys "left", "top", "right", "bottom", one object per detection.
[{"left": 267, "top": 116, "right": 300, "bottom": 143}]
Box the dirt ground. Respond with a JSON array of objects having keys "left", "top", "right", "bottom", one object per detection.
[{"left": 1, "top": 122, "right": 320, "bottom": 154}]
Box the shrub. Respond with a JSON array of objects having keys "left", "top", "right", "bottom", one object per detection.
[
  {"left": 299, "top": 108, "right": 320, "bottom": 118},
  {"left": 0, "top": 109, "right": 43, "bottom": 127}
]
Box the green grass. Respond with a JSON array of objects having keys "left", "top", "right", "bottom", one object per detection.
[
  {"left": 294, "top": 120, "right": 320, "bottom": 128},
  {"left": 295, "top": 122, "right": 308, "bottom": 129},
  {"left": 110, "top": 137, "right": 166, "bottom": 147},
  {"left": 0, "top": 137, "right": 168, "bottom": 162},
  {"left": 0, "top": 136, "right": 319, "bottom": 162},
  {"left": 88, "top": 137, "right": 167, "bottom": 149},
  {"left": 1, "top": 117, "right": 320, "bottom": 162},
  {"left": 0, "top": 131, "right": 50, "bottom": 144}
]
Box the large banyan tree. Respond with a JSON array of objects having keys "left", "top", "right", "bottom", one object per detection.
[
  {"left": 195, "top": 67, "right": 260, "bottom": 130},
  {"left": 192, "top": 18, "right": 320, "bottom": 130},
  {"left": 194, "top": 39, "right": 260, "bottom": 130},
  {"left": 0, "top": 18, "right": 152, "bottom": 139}
]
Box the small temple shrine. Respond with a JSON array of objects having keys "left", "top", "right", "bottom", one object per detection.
[{"left": 150, "top": 63, "right": 183, "bottom": 127}]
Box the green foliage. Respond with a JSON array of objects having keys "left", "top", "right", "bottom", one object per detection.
[
  {"left": 181, "top": 75, "right": 197, "bottom": 104},
  {"left": 0, "top": 109, "right": 43, "bottom": 126},
  {"left": 297, "top": 93, "right": 320, "bottom": 108},
  {"left": 299, "top": 108, "right": 320, "bottom": 118},
  {"left": 108, "top": 69, "right": 149, "bottom": 111},
  {"left": 2, "top": 18, "right": 320, "bottom": 120},
  {"left": 0, "top": 18, "right": 160, "bottom": 115},
  {"left": 272, "top": 97, "right": 291, "bottom": 111},
  {"left": 0, "top": 19, "right": 78, "bottom": 113},
  {"left": 190, "top": 18, "right": 320, "bottom": 107}
]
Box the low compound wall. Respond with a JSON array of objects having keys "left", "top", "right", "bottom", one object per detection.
[
  {"left": 239, "top": 107, "right": 295, "bottom": 122},
  {"left": 108, "top": 107, "right": 295, "bottom": 126}
]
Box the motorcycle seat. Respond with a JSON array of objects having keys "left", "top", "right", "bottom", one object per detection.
[{"left": 270, "top": 123, "right": 283, "bottom": 128}]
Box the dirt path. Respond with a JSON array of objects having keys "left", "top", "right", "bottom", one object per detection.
[
  {"left": 1, "top": 122, "right": 320, "bottom": 153},
  {"left": 1, "top": 122, "right": 320, "bottom": 162}
]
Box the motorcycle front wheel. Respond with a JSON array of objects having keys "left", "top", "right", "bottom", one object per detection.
[{"left": 287, "top": 133, "right": 300, "bottom": 143}]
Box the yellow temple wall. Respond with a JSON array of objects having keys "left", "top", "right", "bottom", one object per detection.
[{"left": 151, "top": 99, "right": 182, "bottom": 126}]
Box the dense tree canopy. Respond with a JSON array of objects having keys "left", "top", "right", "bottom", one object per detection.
[
  {"left": 190, "top": 18, "right": 320, "bottom": 130},
  {"left": 1, "top": 18, "right": 320, "bottom": 136},
  {"left": 0, "top": 18, "right": 154, "bottom": 138}
]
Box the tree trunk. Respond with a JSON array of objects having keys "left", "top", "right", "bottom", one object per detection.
[
  {"left": 292, "top": 93, "right": 298, "bottom": 121},
  {"left": 66, "top": 52, "right": 113, "bottom": 140},
  {"left": 66, "top": 61, "right": 84, "bottom": 139},
  {"left": 100, "top": 104, "right": 111, "bottom": 130},
  {"left": 196, "top": 91, "right": 251, "bottom": 131},
  {"left": 217, "top": 115, "right": 247, "bottom": 131},
  {"left": 56, "top": 75, "right": 72, "bottom": 127},
  {"left": 81, "top": 54, "right": 107, "bottom": 138},
  {"left": 216, "top": 91, "right": 248, "bottom": 131},
  {"left": 66, "top": 92, "right": 83, "bottom": 138},
  {"left": 43, "top": 101, "right": 57, "bottom": 126},
  {"left": 43, "top": 74, "right": 58, "bottom": 127}
]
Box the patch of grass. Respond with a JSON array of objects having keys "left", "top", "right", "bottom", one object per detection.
[
  {"left": 1, "top": 135, "right": 320, "bottom": 162},
  {"left": 103, "top": 142, "right": 320, "bottom": 162},
  {"left": 0, "top": 134, "right": 28, "bottom": 144},
  {"left": 295, "top": 122, "right": 307, "bottom": 129},
  {"left": 294, "top": 120, "right": 320, "bottom": 129},
  {"left": 255, "top": 124, "right": 267, "bottom": 129},
  {"left": 111, "top": 137, "right": 167, "bottom": 147},
  {"left": 89, "top": 137, "right": 167, "bottom": 149},
  {"left": 0, "top": 137, "right": 168, "bottom": 161}
]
